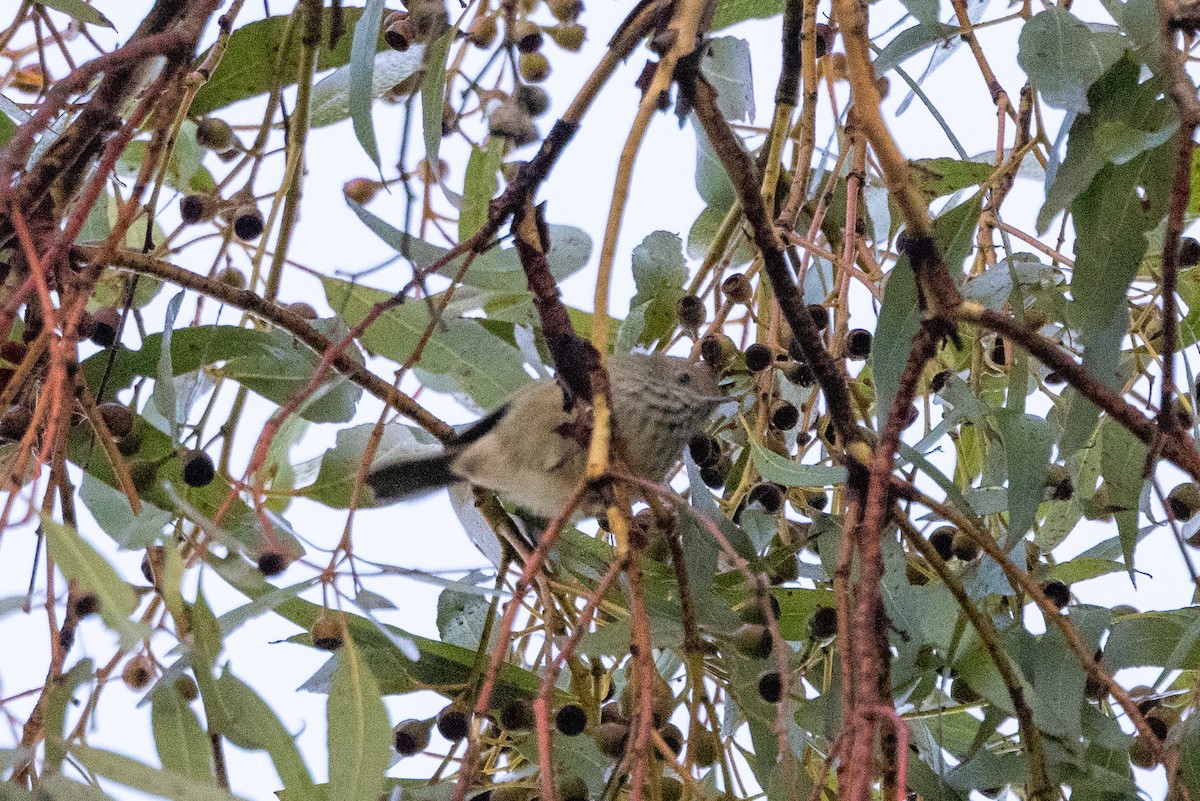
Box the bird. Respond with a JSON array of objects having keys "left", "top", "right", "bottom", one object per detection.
[{"left": 366, "top": 351, "right": 723, "bottom": 520}]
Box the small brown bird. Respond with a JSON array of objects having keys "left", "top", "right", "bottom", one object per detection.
[{"left": 366, "top": 352, "right": 723, "bottom": 519}]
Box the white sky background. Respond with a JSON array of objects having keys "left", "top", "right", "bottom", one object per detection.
[{"left": 0, "top": 0, "right": 1192, "bottom": 799}]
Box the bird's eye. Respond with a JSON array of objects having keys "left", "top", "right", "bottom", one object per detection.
[{"left": 676, "top": 372, "right": 692, "bottom": 385}]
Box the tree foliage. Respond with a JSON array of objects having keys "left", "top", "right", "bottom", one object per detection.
[{"left": 0, "top": 0, "right": 1198, "bottom": 800}]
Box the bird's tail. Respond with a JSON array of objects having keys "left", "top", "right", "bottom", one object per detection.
[{"left": 366, "top": 451, "right": 461, "bottom": 504}]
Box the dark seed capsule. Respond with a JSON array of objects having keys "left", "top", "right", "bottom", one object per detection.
[
  {"left": 732, "top": 622, "right": 773, "bottom": 659},
  {"left": 555, "top": 703, "right": 587, "bottom": 736},
  {"left": 748, "top": 482, "right": 784, "bottom": 515},
  {"left": 599, "top": 702, "right": 625, "bottom": 724},
  {"left": 677, "top": 294, "right": 706, "bottom": 331},
  {"left": 769, "top": 401, "right": 799, "bottom": 431},
  {"left": 929, "top": 527, "right": 956, "bottom": 560},
  {"left": 700, "top": 333, "right": 737, "bottom": 371},
  {"left": 1045, "top": 464, "right": 1073, "bottom": 501},
  {"left": 813, "top": 23, "right": 834, "bottom": 58},
  {"left": 846, "top": 329, "right": 872, "bottom": 360},
  {"left": 384, "top": 14, "right": 415, "bottom": 51},
  {"left": 500, "top": 699, "right": 535, "bottom": 731},
  {"left": 721, "top": 273, "right": 753, "bottom": 304},
  {"left": 96, "top": 400, "right": 135, "bottom": 437},
  {"left": 700, "top": 455, "right": 729, "bottom": 489},
  {"left": 807, "top": 304, "right": 829, "bottom": 330},
  {"left": 182, "top": 450, "right": 216, "bottom": 488},
  {"left": 514, "top": 84, "right": 551, "bottom": 117},
  {"left": 195, "top": 117, "right": 234, "bottom": 151},
  {"left": 783, "top": 362, "right": 814, "bottom": 386},
  {"left": 393, "top": 718, "right": 433, "bottom": 756},
  {"left": 658, "top": 723, "right": 683, "bottom": 755},
  {"left": 1042, "top": 580, "right": 1070, "bottom": 609},
  {"left": 558, "top": 775, "right": 590, "bottom": 801},
  {"left": 233, "top": 205, "right": 265, "bottom": 240},
  {"left": 594, "top": 721, "right": 629, "bottom": 759},
  {"left": 950, "top": 531, "right": 979, "bottom": 561},
  {"left": 744, "top": 343, "right": 773, "bottom": 372},
  {"left": 1180, "top": 236, "right": 1200, "bottom": 267},
  {"left": 810, "top": 605, "right": 837, "bottom": 638},
  {"left": 990, "top": 338, "right": 1007, "bottom": 367},
  {"left": 141, "top": 546, "right": 163, "bottom": 585},
  {"left": 930, "top": 369, "right": 951, "bottom": 393},
  {"left": 72, "top": 592, "right": 100, "bottom": 618},
  {"left": 688, "top": 433, "right": 721, "bottom": 468},
  {"left": 757, "top": 671, "right": 782, "bottom": 703},
  {"left": 436, "top": 706, "right": 471, "bottom": 740},
  {"left": 180, "top": 193, "right": 217, "bottom": 224},
  {"left": 1167, "top": 483, "right": 1200, "bottom": 521},
  {"left": 311, "top": 611, "right": 343, "bottom": 651},
  {"left": 257, "top": 549, "right": 287, "bottom": 576},
  {"left": 122, "top": 655, "right": 154, "bottom": 690},
  {"left": 1044, "top": 371, "right": 1066, "bottom": 386},
  {"left": 90, "top": 306, "right": 121, "bottom": 348}
]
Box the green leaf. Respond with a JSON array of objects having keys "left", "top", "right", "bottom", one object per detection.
[
  {"left": 1103, "top": 610, "right": 1200, "bottom": 669},
  {"left": 311, "top": 47, "right": 426, "bottom": 127},
  {"left": 1099, "top": 418, "right": 1149, "bottom": 576},
  {"left": 421, "top": 32, "right": 454, "bottom": 168},
  {"left": 37, "top": 0, "right": 114, "bottom": 28},
  {"left": 750, "top": 442, "right": 848, "bottom": 487},
  {"left": 701, "top": 37, "right": 755, "bottom": 123},
  {"left": 43, "top": 520, "right": 140, "bottom": 642},
  {"left": 0, "top": 112, "right": 15, "bottom": 150},
  {"left": 460, "top": 144, "right": 502, "bottom": 240},
  {"left": 436, "top": 581, "right": 492, "bottom": 649},
  {"left": 208, "top": 553, "right": 547, "bottom": 705},
  {"left": 1070, "top": 140, "right": 1172, "bottom": 334},
  {"left": 79, "top": 475, "right": 174, "bottom": 549},
  {"left": 909, "top": 158, "right": 994, "bottom": 201},
  {"left": 711, "top": 0, "right": 783, "bottom": 30},
  {"left": 349, "top": 0, "right": 387, "bottom": 166},
  {"left": 302, "top": 422, "right": 441, "bottom": 508},
  {"left": 69, "top": 744, "right": 247, "bottom": 801},
  {"left": 874, "top": 23, "right": 955, "bottom": 76},
  {"left": 1017, "top": 8, "right": 1125, "bottom": 113},
  {"left": 1044, "top": 557, "right": 1126, "bottom": 584},
  {"left": 211, "top": 670, "right": 319, "bottom": 800},
  {"left": 327, "top": 636, "right": 392, "bottom": 801},
  {"left": 347, "top": 200, "right": 592, "bottom": 291},
  {"left": 154, "top": 291, "right": 185, "bottom": 438},
  {"left": 1180, "top": 716, "right": 1200, "bottom": 801},
  {"left": 322, "top": 276, "right": 529, "bottom": 409},
  {"left": 117, "top": 124, "right": 214, "bottom": 194},
  {"left": 874, "top": 195, "right": 980, "bottom": 423},
  {"left": 38, "top": 775, "right": 118, "bottom": 801},
  {"left": 629, "top": 232, "right": 687, "bottom": 347},
  {"left": 191, "top": 7, "right": 384, "bottom": 116},
  {"left": 1039, "top": 57, "right": 1176, "bottom": 232},
  {"left": 44, "top": 659, "right": 94, "bottom": 771},
  {"left": 151, "top": 683, "right": 213, "bottom": 783},
  {"left": 991, "top": 409, "right": 1052, "bottom": 547},
  {"left": 80, "top": 323, "right": 363, "bottom": 424}
]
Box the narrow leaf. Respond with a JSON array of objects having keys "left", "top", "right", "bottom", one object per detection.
[
  {"left": 991, "top": 409, "right": 1052, "bottom": 547},
  {"left": 37, "top": 0, "right": 114, "bottom": 28},
  {"left": 69, "top": 744, "right": 246, "bottom": 801},
  {"left": 327, "top": 635, "right": 392, "bottom": 801},
  {"left": 349, "top": 0, "right": 387, "bottom": 167},
  {"left": 151, "top": 683, "right": 213, "bottom": 783},
  {"left": 43, "top": 520, "right": 139, "bottom": 642}
]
